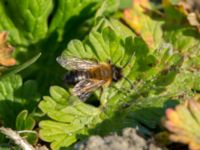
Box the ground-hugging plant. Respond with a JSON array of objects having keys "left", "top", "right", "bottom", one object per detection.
[
  {"left": 0, "top": 0, "right": 200, "bottom": 149},
  {"left": 38, "top": 15, "right": 191, "bottom": 149}
]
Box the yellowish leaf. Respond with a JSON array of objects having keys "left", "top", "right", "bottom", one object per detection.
[{"left": 163, "top": 99, "right": 200, "bottom": 150}]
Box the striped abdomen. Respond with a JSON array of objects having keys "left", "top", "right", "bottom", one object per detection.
[
  {"left": 64, "top": 70, "right": 90, "bottom": 84},
  {"left": 64, "top": 64, "right": 112, "bottom": 85}
]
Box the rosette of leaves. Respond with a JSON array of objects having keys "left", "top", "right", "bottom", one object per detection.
[
  {"left": 38, "top": 15, "right": 187, "bottom": 149},
  {"left": 163, "top": 99, "right": 200, "bottom": 150}
]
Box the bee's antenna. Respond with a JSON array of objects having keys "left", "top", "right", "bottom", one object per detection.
[{"left": 123, "top": 76, "right": 134, "bottom": 89}]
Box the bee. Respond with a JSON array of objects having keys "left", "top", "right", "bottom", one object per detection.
[{"left": 57, "top": 56, "right": 129, "bottom": 101}]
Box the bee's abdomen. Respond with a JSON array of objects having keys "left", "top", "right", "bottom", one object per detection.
[{"left": 64, "top": 71, "right": 90, "bottom": 84}]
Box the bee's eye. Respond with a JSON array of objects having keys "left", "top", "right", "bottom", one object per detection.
[{"left": 112, "top": 66, "right": 122, "bottom": 82}]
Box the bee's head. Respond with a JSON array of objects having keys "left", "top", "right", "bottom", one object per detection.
[{"left": 112, "top": 65, "right": 122, "bottom": 82}]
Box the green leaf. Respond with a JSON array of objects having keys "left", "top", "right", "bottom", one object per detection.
[
  {"left": 95, "top": 0, "right": 120, "bottom": 18},
  {"left": 49, "top": 0, "right": 100, "bottom": 32},
  {"left": 39, "top": 86, "right": 102, "bottom": 150},
  {"left": 0, "top": 2, "right": 23, "bottom": 45},
  {"left": 16, "top": 110, "right": 37, "bottom": 145},
  {"left": 63, "top": 26, "right": 132, "bottom": 66},
  {"left": 0, "top": 75, "right": 40, "bottom": 128},
  {"left": 2, "top": 0, "right": 53, "bottom": 43},
  {"left": 16, "top": 110, "right": 35, "bottom": 130},
  {"left": 93, "top": 18, "right": 136, "bottom": 38}
]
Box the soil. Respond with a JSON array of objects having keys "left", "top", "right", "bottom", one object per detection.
[{"left": 74, "top": 128, "right": 167, "bottom": 150}]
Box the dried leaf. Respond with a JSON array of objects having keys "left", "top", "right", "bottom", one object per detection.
[
  {"left": 180, "top": 0, "right": 200, "bottom": 32},
  {"left": 187, "top": 12, "right": 200, "bottom": 32},
  {"left": 163, "top": 99, "right": 200, "bottom": 150},
  {"left": 0, "top": 32, "right": 16, "bottom": 67}
]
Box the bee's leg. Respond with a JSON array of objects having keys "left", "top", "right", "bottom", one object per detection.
[
  {"left": 105, "top": 59, "right": 112, "bottom": 65},
  {"left": 79, "top": 93, "right": 91, "bottom": 102},
  {"left": 112, "top": 85, "right": 129, "bottom": 96},
  {"left": 99, "top": 87, "right": 104, "bottom": 100},
  {"left": 99, "top": 87, "right": 109, "bottom": 106}
]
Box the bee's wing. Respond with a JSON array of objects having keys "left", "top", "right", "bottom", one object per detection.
[
  {"left": 73, "top": 79, "right": 105, "bottom": 101},
  {"left": 57, "top": 56, "right": 99, "bottom": 70}
]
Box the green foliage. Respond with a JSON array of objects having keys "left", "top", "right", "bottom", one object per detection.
[
  {"left": 122, "top": 0, "right": 200, "bottom": 148},
  {"left": 39, "top": 16, "right": 189, "bottom": 149},
  {"left": 0, "top": 74, "right": 40, "bottom": 149},
  {"left": 0, "top": 0, "right": 52, "bottom": 45},
  {"left": 0, "top": 0, "right": 104, "bottom": 94},
  {"left": 0, "top": 0, "right": 200, "bottom": 149},
  {"left": 0, "top": 75, "right": 39, "bottom": 143},
  {"left": 39, "top": 20, "right": 136, "bottom": 149},
  {"left": 16, "top": 110, "right": 35, "bottom": 132},
  {"left": 39, "top": 86, "right": 102, "bottom": 149}
]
